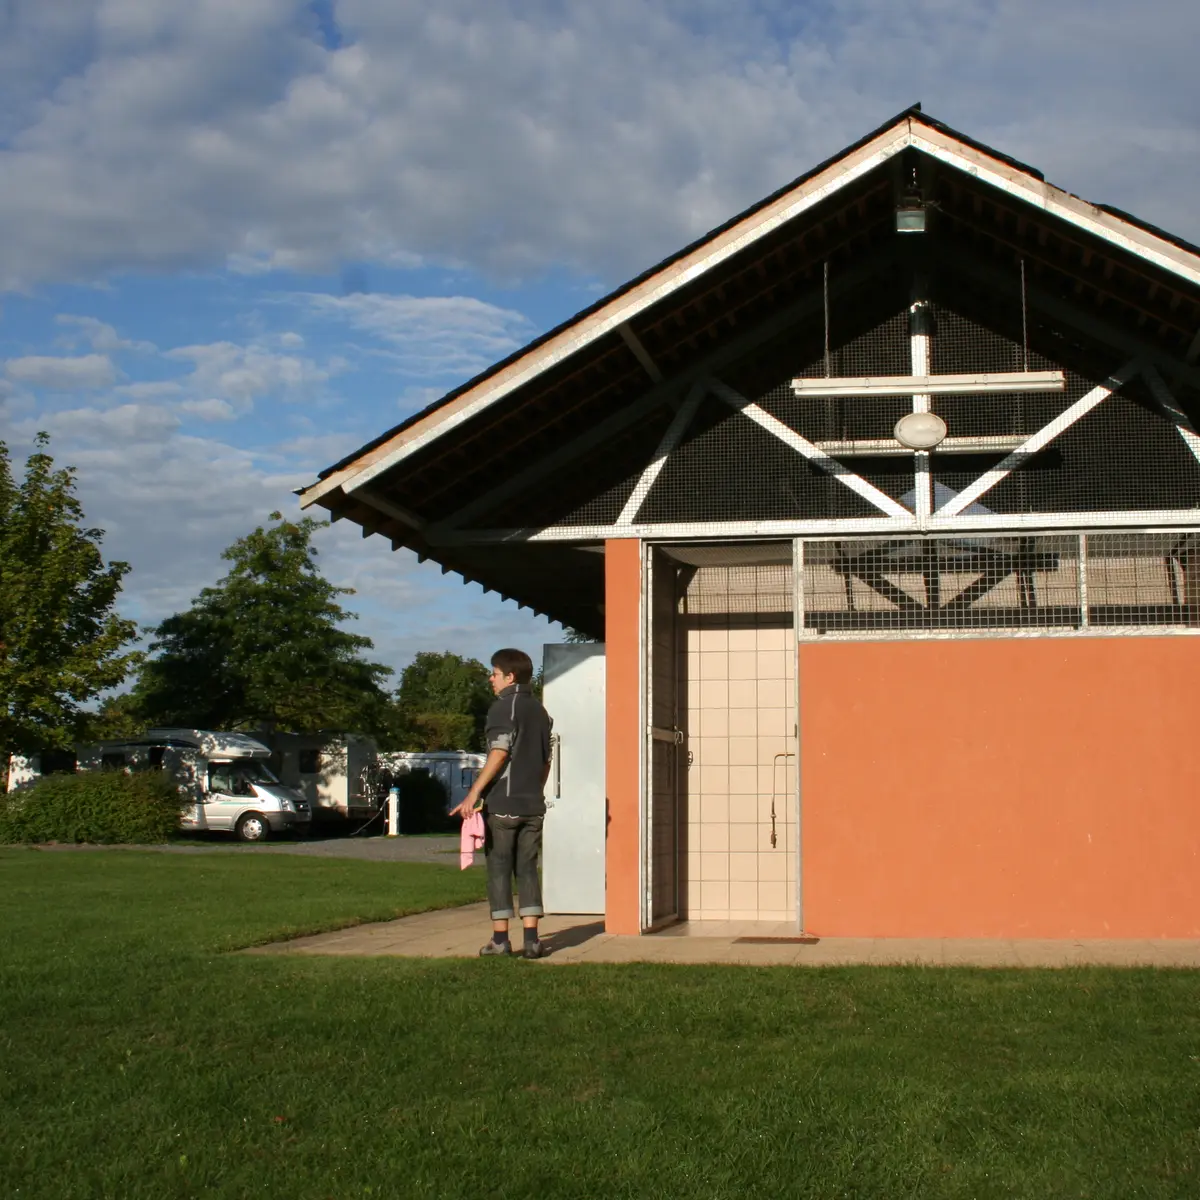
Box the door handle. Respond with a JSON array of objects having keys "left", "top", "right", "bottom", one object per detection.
[{"left": 551, "top": 734, "right": 562, "bottom": 799}]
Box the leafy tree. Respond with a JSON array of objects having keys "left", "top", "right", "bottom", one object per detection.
[
  {"left": 562, "top": 626, "right": 598, "bottom": 643},
  {"left": 392, "top": 651, "right": 492, "bottom": 751},
  {"left": 0, "top": 435, "right": 140, "bottom": 765},
  {"left": 82, "top": 692, "right": 146, "bottom": 742},
  {"left": 130, "top": 512, "right": 392, "bottom": 735}
]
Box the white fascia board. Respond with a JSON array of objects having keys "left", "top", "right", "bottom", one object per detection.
[
  {"left": 297, "top": 472, "right": 347, "bottom": 509},
  {"left": 910, "top": 126, "right": 1200, "bottom": 289},
  {"left": 326, "top": 127, "right": 914, "bottom": 496}
]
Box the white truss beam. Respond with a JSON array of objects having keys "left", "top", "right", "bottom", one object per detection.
[
  {"left": 813, "top": 435, "right": 1029, "bottom": 457},
  {"left": 935, "top": 360, "right": 1140, "bottom": 518},
  {"left": 354, "top": 488, "right": 426, "bottom": 531},
  {"left": 618, "top": 323, "right": 664, "bottom": 384},
  {"left": 433, "top": 268, "right": 884, "bottom": 532},
  {"left": 616, "top": 382, "right": 706, "bottom": 525},
  {"left": 708, "top": 378, "right": 912, "bottom": 519},
  {"left": 1142, "top": 363, "right": 1200, "bottom": 466},
  {"left": 790, "top": 370, "right": 1065, "bottom": 398}
]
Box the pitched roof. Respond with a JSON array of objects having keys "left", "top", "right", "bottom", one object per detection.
[
  {"left": 304, "top": 106, "right": 1200, "bottom": 505},
  {"left": 297, "top": 107, "right": 1200, "bottom": 630}
]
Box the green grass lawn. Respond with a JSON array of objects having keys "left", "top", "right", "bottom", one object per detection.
[{"left": 3, "top": 850, "right": 1200, "bottom": 1199}]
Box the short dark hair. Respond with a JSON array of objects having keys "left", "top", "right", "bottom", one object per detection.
[{"left": 491, "top": 648, "right": 533, "bottom": 685}]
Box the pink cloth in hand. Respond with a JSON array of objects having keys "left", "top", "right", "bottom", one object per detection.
[{"left": 460, "top": 811, "right": 485, "bottom": 870}]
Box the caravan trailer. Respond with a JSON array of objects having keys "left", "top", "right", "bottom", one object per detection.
[
  {"left": 375, "top": 751, "right": 486, "bottom": 814},
  {"left": 266, "top": 733, "right": 379, "bottom": 822}
]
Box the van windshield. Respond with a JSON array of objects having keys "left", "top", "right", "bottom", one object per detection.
[{"left": 207, "top": 760, "right": 279, "bottom": 797}]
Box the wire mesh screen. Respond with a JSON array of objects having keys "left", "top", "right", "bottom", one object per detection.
[
  {"left": 1086, "top": 532, "right": 1200, "bottom": 627},
  {"left": 683, "top": 564, "right": 793, "bottom": 615},
  {"left": 536, "top": 294, "right": 1200, "bottom": 532},
  {"left": 638, "top": 394, "right": 882, "bottom": 524},
  {"left": 800, "top": 532, "right": 1200, "bottom": 636}
]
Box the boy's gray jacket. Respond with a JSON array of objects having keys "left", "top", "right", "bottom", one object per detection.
[{"left": 483, "top": 684, "right": 553, "bottom": 816}]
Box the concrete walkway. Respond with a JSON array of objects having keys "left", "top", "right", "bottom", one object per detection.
[{"left": 249, "top": 902, "right": 1200, "bottom": 967}]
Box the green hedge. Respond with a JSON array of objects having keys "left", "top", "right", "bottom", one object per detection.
[{"left": 0, "top": 770, "right": 186, "bottom": 844}]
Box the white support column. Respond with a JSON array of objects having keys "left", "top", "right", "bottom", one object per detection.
[
  {"left": 1078, "top": 533, "right": 1089, "bottom": 629},
  {"left": 708, "top": 378, "right": 912, "bottom": 519},
  {"left": 936, "top": 359, "right": 1140, "bottom": 519},
  {"left": 910, "top": 291, "right": 933, "bottom": 526},
  {"left": 616, "top": 381, "right": 706, "bottom": 525}
]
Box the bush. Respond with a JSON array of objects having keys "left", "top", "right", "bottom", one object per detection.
[{"left": 0, "top": 770, "right": 186, "bottom": 844}]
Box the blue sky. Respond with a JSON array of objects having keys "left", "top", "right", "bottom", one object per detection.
[{"left": 1, "top": 0, "right": 1197, "bottom": 678}]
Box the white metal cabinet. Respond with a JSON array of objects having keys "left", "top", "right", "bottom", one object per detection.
[{"left": 541, "top": 643, "right": 606, "bottom": 914}]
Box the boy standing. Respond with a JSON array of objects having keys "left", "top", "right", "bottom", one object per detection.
[{"left": 450, "top": 648, "right": 553, "bottom": 959}]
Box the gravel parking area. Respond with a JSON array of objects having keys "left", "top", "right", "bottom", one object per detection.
[{"left": 32, "top": 834, "right": 468, "bottom": 864}]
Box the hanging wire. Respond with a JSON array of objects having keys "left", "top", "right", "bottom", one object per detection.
[
  {"left": 1020, "top": 258, "right": 1029, "bottom": 372},
  {"left": 823, "top": 260, "right": 831, "bottom": 377}
]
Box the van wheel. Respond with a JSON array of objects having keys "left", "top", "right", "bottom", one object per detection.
[{"left": 236, "top": 813, "right": 270, "bottom": 843}]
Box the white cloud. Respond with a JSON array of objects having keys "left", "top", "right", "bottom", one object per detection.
[
  {"left": 302, "top": 292, "right": 533, "bottom": 378},
  {"left": 164, "top": 340, "right": 337, "bottom": 410},
  {"left": 55, "top": 314, "right": 155, "bottom": 354},
  {"left": 5, "top": 353, "right": 118, "bottom": 390},
  {"left": 26, "top": 402, "right": 179, "bottom": 445},
  {"left": 114, "top": 380, "right": 184, "bottom": 400},
  {"left": 0, "top": 2, "right": 1196, "bottom": 290},
  {"left": 179, "top": 397, "right": 237, "bottom": 421}
]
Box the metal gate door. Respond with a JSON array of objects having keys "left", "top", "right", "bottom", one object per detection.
[
  {"left": 541, "top": 642, "right": 606, "bottom": 914},
  {"left": 647, "top": 547, "right": 682, "bottom": 926}
]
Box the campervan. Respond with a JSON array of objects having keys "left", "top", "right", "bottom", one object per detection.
[{"left": 11, "top": 729, "right": 311, "bottom": 841}]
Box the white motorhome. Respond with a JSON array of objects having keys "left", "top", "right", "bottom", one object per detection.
[{"left": 8, "top": 729, "right": 311, "bottom": 841}]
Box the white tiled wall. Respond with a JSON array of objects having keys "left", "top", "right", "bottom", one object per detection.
[{"left": 684, "top": 622, "right": 796, "bottom": 921}]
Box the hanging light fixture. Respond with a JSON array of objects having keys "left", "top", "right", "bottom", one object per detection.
[
  {"left": 894, "top": 411, "right": 948, "bottom": 450},
  {"left": 895, "top": 198, "right": 927, "bottom": 234}
]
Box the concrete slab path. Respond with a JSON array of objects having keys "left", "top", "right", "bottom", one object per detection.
[{"left": 249, "top": 902, "right": 1200, "bottom": 967}]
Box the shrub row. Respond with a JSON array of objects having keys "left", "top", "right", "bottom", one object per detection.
[{"left": 0, "top": 770, "right": 185, "bottom": 844}]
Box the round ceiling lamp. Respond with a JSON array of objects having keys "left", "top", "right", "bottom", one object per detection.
[{"left": 894, "top": 411, "right": 948, "bottom": 450}]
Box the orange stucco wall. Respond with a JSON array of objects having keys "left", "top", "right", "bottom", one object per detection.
[
  {"left": 605, "top": 539, "right": 642, "bottom": 934},
  {"left": 800, "top": 636, "right": 1200, "bottom": 938}
]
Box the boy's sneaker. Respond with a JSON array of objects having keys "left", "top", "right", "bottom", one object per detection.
[
  {"left": 522, "top": 939, "right": 549, "bottom": 960},
  {"left": 479, "top": 939, "right": 512, "bottom": 957}
]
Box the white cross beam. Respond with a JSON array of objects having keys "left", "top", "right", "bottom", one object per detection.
[{"left": 936, "top": 359, "right": 1140, "bottom": 518}]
